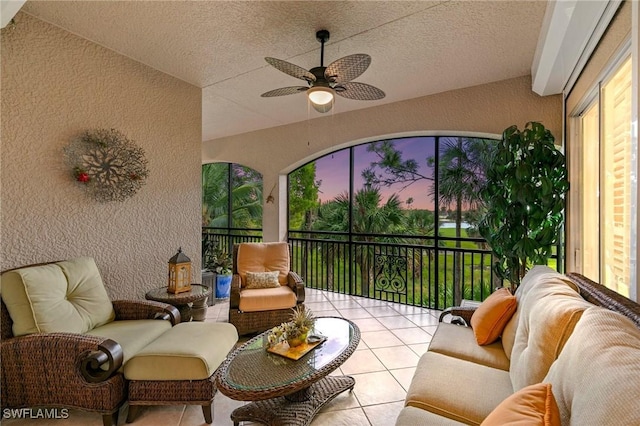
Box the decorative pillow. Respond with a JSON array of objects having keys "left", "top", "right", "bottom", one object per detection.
[
  {"left": 245, "top": 271, "right": 281, "bottom": 289},
  {"left": 470, "top": 287, "right": 517, "bottom": 345},
  {"left": 481, "top": 383, "right": 560, "bottom": 426}
]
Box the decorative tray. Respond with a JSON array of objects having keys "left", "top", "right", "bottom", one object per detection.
[{"left": 266, "top": 335, "right": 327, "bottom": 360}]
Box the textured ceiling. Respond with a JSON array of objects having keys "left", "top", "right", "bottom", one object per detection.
[{"left": 22, "top": 1, "right": 548, "bottom": 142}]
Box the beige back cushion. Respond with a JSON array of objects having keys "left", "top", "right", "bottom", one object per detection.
[
  {"left": 0, "top": 257, "right": 115, "bottom": 336},
  {"left": 544, "top": 307, "right": 640, "bottom": 425},
  {"left": 236, "top": 242, "right": 290, "bottom": 287},
  {"left": 509, "top": 270, "right": 591, "bottom": 391},
  {"left": 502, "top": 265, "right": 559, "bottom": 360}
]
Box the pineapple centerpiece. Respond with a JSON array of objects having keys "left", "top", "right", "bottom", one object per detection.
[{"left": 267, "top": 306, "right": 315, "bottom": 348}]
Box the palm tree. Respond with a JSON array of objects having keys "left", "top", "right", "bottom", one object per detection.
[
  {"left": 432, "top": 137, "right": 494, "bottom": 304},
  {"left": 202, "top": 163, "right": 263, "bottom": 229},
  {"left": 313, "top": 186, "right": 405, "bottom": 296}
]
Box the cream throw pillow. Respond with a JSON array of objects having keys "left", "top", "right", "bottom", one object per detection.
[
  {"left": 470, "top": 288, "right": 517, "bottom": 345},
  {"left": 481, "top": 383, "right": 560, "bottom": 426},
  {"left": 245, "top": 271, "right": 281, "bottom": 289}
]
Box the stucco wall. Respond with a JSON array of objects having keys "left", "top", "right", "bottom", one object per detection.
[
  {"left": 203, "top": 75, "right": 562, "bottom": 241},
  {"left": 1, "top": 13, "right": 202, "bottom": 300}
]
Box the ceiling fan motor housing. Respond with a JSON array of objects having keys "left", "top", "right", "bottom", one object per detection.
[
  {"left": 316, "top": 30, "right": 330, "bottom": 43},
  {"left": 260, "top": 28, "right": 384, "bottom": 108}
]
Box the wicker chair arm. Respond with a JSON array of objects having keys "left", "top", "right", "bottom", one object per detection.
[
  {"left": 287, "top": 271, "right": 305, "bottom": 304},
  {"left": 112, "top": 299, "right": 180, "bottom": 325},
  {"left": 1, "top": 332, "right": 123, "bottom": 384},
  {"left": 438, "top": 306, "right": 477, "bottom": 325},
  {"left": 230, "top": 274, "right": 242, "bottom": 309}
]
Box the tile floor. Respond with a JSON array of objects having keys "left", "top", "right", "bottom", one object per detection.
[{"left": 4, "top": 288, "right": 440, "bottom": 426}]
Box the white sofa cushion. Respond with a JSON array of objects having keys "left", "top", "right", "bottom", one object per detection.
[
  {"left": 428, "top": 322, "right": 510, "bottom": 371},
  {"left": 405, "top": 352, "right": 513, "bottom": 425},
  {"left": 509, "top": 270, "right": 591, "bottom": 391},
  {"left": 396, "top": 406, "right": 468, "bottom": 425},
  {"left": 502, "top": 265, "right": 558, "bottom": 360},
  {"left": 1, "top": 257, "right": 115, "bottom": 336},
  {"left": 544, "top": 307, "right": 640, "bottom": 425}
]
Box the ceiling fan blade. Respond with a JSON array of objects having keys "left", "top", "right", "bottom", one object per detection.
[
  {"left": 261, "top": 86, "right": 308, "bottom": 97},
  {"left": 265, "top": 57, "right": 316, "bottom": 82},
  {"left": 325, "top": 54, "right": 371, "bottom": 83},
  {"left": 335, "top": 82, "right": 385, "bottom": 100}
]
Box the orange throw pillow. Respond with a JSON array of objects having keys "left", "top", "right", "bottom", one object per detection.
[
  {"left": 481, "top": 383, "right": 560, "bottom": 426},
  {"left": 470, "top": 287, "right": 517, "bottom": 345}
]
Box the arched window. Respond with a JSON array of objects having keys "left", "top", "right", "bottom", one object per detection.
[
  {"left": 202, "top": 163, "right": 263, "bottom": 262},
  {"left": 287, "top": 136, "right": 502, "bottom": 309}
]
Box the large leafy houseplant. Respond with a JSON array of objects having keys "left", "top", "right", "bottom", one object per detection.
[{"left": 478, "top": 122, "right": 569, "bottom": 289}]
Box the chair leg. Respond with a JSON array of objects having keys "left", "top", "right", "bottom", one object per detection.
[
  {"left": 103, "top": 410, "right": 119, "bottom": 426},
  {"left": 126, "top": 405, "right": 140, "bottom": 423},
  {"left": 202, "top": 403, "right": 213, "bottom": 424}
]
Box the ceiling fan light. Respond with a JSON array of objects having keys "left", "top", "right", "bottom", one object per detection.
[
  {"left": 311, "top": 99, "right": 334, "bottom": 113},
  {"left": 307, "top": 86, "right": 334, "bottom": 106}
]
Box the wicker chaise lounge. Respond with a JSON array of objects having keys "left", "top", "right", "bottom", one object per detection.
[
  {"left": 229, "top": 242, "right": 305, "bottom": 335},
  {"left": 0, "top": 258, "right": 179, "bottom": 426}
]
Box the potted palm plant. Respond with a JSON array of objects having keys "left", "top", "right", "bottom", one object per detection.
[{"left": 478, "top": 122, "right": 569, "bottom": 290}]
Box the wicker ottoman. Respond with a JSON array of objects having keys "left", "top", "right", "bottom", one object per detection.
[{"left": 123, "top": 322, "right": 238, "bottom": 423}]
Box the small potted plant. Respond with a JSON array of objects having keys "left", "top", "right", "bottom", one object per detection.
[
  {"left": 267, "top": 306, "right": 315, "bottom": 348},
  {"left": 205, "top": 246, "right": 232, "bottom": 299}
]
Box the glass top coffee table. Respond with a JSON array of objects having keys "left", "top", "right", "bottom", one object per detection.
[{"left": 216, "top": 316, "right": 361, "bottom": 426}]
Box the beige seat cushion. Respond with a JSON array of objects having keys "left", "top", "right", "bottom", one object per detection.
[
  {"left": 124, "top": 322, "right": 238, "bottom": 381},
  {"left": 238, "top": 286, "right": 297, "bottom": 312},
  {"left": 396, "top": 406, "right": 468, "bottom": 426},
  {"left": 428, "top": 323, "right": 510, "bottom": 371},
  {"left": 88, "top": 319, "right": 172, "bottom": 368},
  {"left": 236, "top": 242, "right": 290, "bottom": 286},
  {"left": 544, "top": 307, "right": 640, "bottom": 426},
  {"left": 509, "top": 271, "right": 591, "bottom": 391},
  {"left": 0, "top": 257, "right": 115, "bottom": 336},
  {"left": 405, "top": 352, "right": 513, "bottom": 425}
]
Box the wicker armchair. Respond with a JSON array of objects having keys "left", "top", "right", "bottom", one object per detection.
[
  {"left": 0, "top": 259, "right": 179, "bottom": 426},
  {"left": 229, "top": 242, "right": 305, "bottom": 335}
]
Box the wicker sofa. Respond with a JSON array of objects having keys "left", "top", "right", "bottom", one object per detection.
[
  {"left": 0, "top": 257, "right": 238, "bottom": 426},
  {"left": 396, "top": 266, "right": 640, "bottom": 425}
]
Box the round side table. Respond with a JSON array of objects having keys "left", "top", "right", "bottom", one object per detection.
[{"left": 145, "top": 284, "right": 211, "bottom": 322}]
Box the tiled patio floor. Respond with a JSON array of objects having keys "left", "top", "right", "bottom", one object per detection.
[{"left": 4, "top": 288, "right": 440, "bottom": 426}]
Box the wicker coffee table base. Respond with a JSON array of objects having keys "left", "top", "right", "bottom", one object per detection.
[{"left": 230, "top": 375, "right": 355, "bottom": 426}]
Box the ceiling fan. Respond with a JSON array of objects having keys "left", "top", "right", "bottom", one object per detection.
[{"left": 261, "top": 30, "right": 385, "bottom": 113}]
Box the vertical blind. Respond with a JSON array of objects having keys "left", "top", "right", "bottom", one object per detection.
[{"left": 601, "top": 56, "right": 632, "bottom": 297}]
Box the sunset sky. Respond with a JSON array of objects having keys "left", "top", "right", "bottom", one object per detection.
[{"left": 314, "top": 137, "right": 437, "bottom": 210}]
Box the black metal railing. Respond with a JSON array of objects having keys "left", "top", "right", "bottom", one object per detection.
[
  {"left": 288, "top": 230, "right": 498, "bottom": 310},
  {"left": 202, "top": 228, "right": 561, "bottom": 310},
  {"left": 201, "top": 227, "right": 263, "bottom": 265}
]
